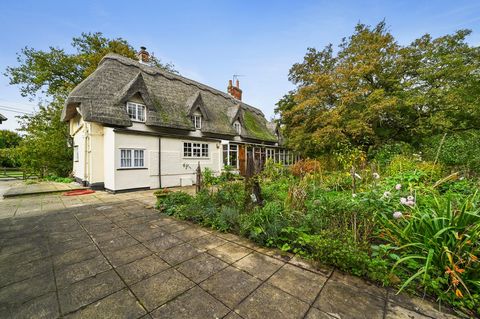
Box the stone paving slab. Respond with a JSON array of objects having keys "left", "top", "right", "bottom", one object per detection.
[
  {"left": 0, "top": 189, "right": 462, "bottom": 318},
  {"left": 3, "top": 181, "right": 86, "bottom": 198}
]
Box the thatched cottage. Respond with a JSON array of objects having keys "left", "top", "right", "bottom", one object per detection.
[{"left": 62, "top": 48, "right": 294, "bottom": 192}]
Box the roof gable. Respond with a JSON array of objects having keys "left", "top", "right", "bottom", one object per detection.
[
  {"left": 231, "top": 105, "right": 244, "bottom": 125},
  {"left": 116, "top": 73, "right": 154, "bottom": 109},
  {"left": 186, "top": 92, "right": 209, "bottom": 120}
]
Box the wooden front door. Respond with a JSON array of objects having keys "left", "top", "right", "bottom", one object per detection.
[{"left": 239, "top": 145, "right": 246, "bottom": 176}]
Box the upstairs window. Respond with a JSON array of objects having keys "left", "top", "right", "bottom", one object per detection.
[
  {"left": 126, "top": 102, "right": 146, "bottom": 122},
  {"left": 233, "top": 122, "right": 241, "bottom": 135},
  {"left": 192, "top": 115, "right": 202, "bottom": 129}
]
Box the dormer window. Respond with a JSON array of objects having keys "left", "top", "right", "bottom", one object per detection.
[
  {"left": 192, "top": 114, "right": 202, "bottom": 129},
  {"left": 126, "top": 102, "right": 145, "bottom": 122},
  {"left": 234, "top": 122, "right": 241, "bottom": 135}
]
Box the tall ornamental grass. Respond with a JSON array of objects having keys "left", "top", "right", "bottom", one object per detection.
[{"left": 378, "top": 193, "right": 480, "bottom": 310}]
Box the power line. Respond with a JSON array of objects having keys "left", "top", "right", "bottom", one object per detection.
[
  {"left": 0, "top": 98, "right": 37, "bottom": 107},
  {"left": 0, "top": 104, "right": 34, "bottom": 112},
  {"left": 0, "top": 106, "right": 32, "bottom": 115}
]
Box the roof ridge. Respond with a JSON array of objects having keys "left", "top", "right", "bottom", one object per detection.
[{"left": 100, "top": 53, "right": 265, "bottom": 117}]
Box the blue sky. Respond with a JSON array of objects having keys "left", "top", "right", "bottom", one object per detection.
[{"left": 1, "top": 0, "right": 479, "bottom": 131}]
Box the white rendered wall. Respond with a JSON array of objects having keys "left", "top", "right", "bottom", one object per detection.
[
  {"left": 72, "top": 128, "right": 85, "bottom": 181},
  {"left": 160, "top": 137, "right": 221, "bottom": 188},
  {"left": 70, "top": 114, "right": 85, "bottom": 181},
  {"left": 113, "top": 131, "right": 160, "bottom": 191},
  {"left": 103, "top": 127, "right": 116, "bottom": 190},
  {"left": 87, "top": 122, "right": 104, "bottom": 184}
]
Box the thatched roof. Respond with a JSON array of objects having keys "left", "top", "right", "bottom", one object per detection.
[{"left": 62, "top": 54, "right": 278, "bottom": 142}]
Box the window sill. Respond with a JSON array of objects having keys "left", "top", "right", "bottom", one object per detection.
[
  {"left": 117, "top": 167, "right": 148, "bottom": 170},
  {"left": 182, "top": 157, "right": 210, "bottom": 160}
]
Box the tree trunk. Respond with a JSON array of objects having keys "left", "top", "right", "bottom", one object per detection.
[
  {"left": 245, "top": 153, "right": 263, "bottom": 209},
  {"left": 196, "top": 162, "right": 202, "bottom": 193}
]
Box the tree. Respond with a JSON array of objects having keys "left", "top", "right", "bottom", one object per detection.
[
  {"left": 14, "top": 100, "right": 71, "bottom": 177},
  {"left": 0, "top": 130, "right": 22, "bottom": 167},
  {"left": 5, "top": 32, "right": 177, "bottom": 177},
  {"left": 277, "top": 21, "right": 480, "bottom": 157},
  {"left": 0, "top": 130, "right": 21, "bottom": 149}
]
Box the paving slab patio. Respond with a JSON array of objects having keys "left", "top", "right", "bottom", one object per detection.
[
  {"left": 0, "top": 186, "right": 461, "bottom": 318},
  {"left": 3, "top": 181, "right": 87, "bottom": 198}
]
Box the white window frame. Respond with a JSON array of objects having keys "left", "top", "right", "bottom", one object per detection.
[
  {"left": 223, "top": 144, "right": 239, "bottom": 168},
  {"left": 233, "top": 122, "right": 241, "bottom": 135},
  {"left": 266, "top": 148, "right": 274, "bottom": 160},
  {"left": 73, "top": 145, "right": 79, "bottom": 162},
  {"left": 119, "top": 148, "right": 145, "bottom": 168},
  {"left": 126, "top": 102, "right": 146, "bottom": 122},
  {"left": 183, "top": 142, "right": 209, "bottom": 158},
  {"left": 192, "top": 115, "right": 202, "bottom": 129}
]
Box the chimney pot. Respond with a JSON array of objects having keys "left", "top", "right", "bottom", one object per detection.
[
  {"left": 227, "top": 79, "right": 242, "bottom": 101},
  {"left": 137, "top": 47, "right": 150, "bottom": 63}
]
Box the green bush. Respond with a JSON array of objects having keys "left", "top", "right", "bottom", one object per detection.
[
  {"left": 44, "top": 175, "right": 74, "bottom": 183},
  {"left": 369, "top": 141, "right": 414, "bottom": 167},
  {"left": 240, "top": 201, "right": 288, "bottom": 246},
  {"left": 421, "top": 131, "right": 480, "bottom": 174},
  {"left": 377, "top": 193, "right": 480, "bottom": 314},
  {"left": 156, "top": 191, "right": 193, "bottom": 216},
  {"left": 385, "top": 155, "right": 444, "bottom": 182}
]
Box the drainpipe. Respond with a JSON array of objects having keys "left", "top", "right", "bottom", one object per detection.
[
  {"left": 158, "top": 137, "right": 162, "bottom": 188},
  {"left": 83, "top": 124, "right": 89, "bottom": 187}
]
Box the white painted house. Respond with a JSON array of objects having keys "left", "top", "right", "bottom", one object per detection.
[{"left": 62, "top": 48, "right": 293, "bottom": 192}]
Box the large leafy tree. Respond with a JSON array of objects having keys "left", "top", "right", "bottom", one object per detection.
[
  {"left": 277, "top": 22, "right": 480, "bottom": 157},
  {"left": 5, "top": 32, "right": 177, "bottom": 176},
  {"left": 0, "top": 130, "right": 22, "bottom": 167},
  {"left": 15, "top": 100, "right": 71, "bottom": 177}
]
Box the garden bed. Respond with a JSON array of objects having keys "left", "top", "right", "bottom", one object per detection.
[{"left": 155, "top": 157, "right": 480, "bottom": 317}]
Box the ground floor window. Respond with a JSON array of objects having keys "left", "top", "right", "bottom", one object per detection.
[
  {"left": 120, "top": 149, "right": 144, "bottom": 168},
  {"left": 266, "top": 148, "right": 274, "bottom": 160},
  {"left": 223, "top": 144, "right": 238, "bottom": 168},
  {"left": 184, "top": 142, "right": 209, "bottom": 158},
  {"left": 74, "top": 145, "right": 79, "bottom": 162}
]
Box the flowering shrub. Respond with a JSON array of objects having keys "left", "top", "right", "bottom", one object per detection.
[
  {"left": 290, "top": 158, "right": 322, "bottom": 177},
  {"left": 377, "top": 194, "right": 480, "bottom": 313}
]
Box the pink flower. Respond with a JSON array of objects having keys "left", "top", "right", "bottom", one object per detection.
[
  {"left": 395, "top": 184, "right": 402, "bottom": 190},
  {"left": 407, "top": 195, "right": 414, "bottom": 202},
  {"left": 393, "top": 211, "right": 403, "bottom": 219},
  {"left": 400, "top": 197, "right": 407, "bottom": 204},
  {"left": 405, "top": 200, "right": 415, "bottom": 207}
]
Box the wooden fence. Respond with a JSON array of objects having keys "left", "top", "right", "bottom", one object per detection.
[{"left": 0, "top": 167, "right": 36, "bottom": 180}]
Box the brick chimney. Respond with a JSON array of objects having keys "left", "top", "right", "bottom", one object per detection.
[
  {"left": 227, "top": 79, "right": 242, "bottom": 100},
  {"left": 137, "top": 46, "right": 150, "bottom": 64}
]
